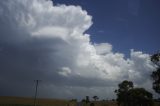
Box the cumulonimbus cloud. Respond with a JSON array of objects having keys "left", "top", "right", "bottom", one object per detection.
[{"left": 0, "top": 0, "right": 156, "bottom": 99}]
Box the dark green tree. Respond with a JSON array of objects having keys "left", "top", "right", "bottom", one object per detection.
[
  {"left": 151, "top": 52, "right": 160, "bottom": 95},
  {"left": 115, "top": 80, "right": 133, "bottom": 106},
  {"left": 128, "top": 88, "right": 153, "bottom": 106},
  {"left": 115, "top": 80, "right": 153, "bottom": 106},
  {"left": 86, "top": 96, "right": 90, "bottom": 103},
  {"left": 93, "top": 96, "right": 99, "bottom": 101}
]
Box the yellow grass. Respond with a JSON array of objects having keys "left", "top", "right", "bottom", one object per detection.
[
  {"left": 91, "top": 101, "right": 117, "bottom": 106},
  {"left": 154, "top": 102, "right": 160, "bottom": 106},
  {"left": 0, "top": 96, "right": 76, "bottom": 106}
]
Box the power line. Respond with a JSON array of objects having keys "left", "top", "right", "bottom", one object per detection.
[{"left": 34, "top": 80, "right": 41, "bottom": 106}]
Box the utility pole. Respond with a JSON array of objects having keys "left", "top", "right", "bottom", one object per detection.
[{"left": 34, "top": 80, "right": 41, "bottom": 106}]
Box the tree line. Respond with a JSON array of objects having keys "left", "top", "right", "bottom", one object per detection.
[
  {"left": 114, "top": 52, "right": 160, "bottom": 106},
  {"left": 79, "top": 52, "right": 160, "bottom": 106}
]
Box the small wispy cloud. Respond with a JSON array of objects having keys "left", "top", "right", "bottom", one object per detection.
[
  {"left": 98, "top": 30, "right": 105, "bottom": 33},
  {"left": 128, "top": 0, "right": 140, "bottom": 16}
]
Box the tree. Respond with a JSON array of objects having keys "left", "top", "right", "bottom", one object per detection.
[
  {"left": 115, "top": 80, "right": 153, "bottom": 106},
  {"left": 151, "top": 52, "right": 160, "bottom": 95},
  {"left": 81, "top": 99, "right": 86, "bottom": 102},
  {"left": 128, "top": 88, "right": 153, "bottom": 106},
  {"left": 93, "top": 96, "right": 99, "bottom": 101},
  {"left": 115, "top": 80, "right": 133, "bottom": 106},
  {"left": 86, "top": 96, "right": 90, "bottom": 103}
]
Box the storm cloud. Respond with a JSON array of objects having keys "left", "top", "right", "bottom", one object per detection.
[{"left": 0, "top": 0, "right": 156, "bottom": 99}]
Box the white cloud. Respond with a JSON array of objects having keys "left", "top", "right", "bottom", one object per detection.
[
  {"left": 58, "top": 67, "right": 72, "bottom": 77},
  {"left": 94, "top": 43, "right": 112, "bottom": 55},
  {"left": 0, "top": 0, "right": 156, "bottom": 99},
  {"left": 32, "top": 26, "right": 69, "bottom": 39}
]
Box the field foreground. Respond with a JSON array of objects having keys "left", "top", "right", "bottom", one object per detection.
[
  {"left": 0, "top": 96, "right": 160, "bottom": 106},
  {"left": 0, "top": 96, "right": 75, "bottom": 106},
  {"left": 0, "top": 97, "right": 117, "bottom": 106}
]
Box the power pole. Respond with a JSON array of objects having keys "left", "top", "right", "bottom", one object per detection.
[{"left": 34, "top": 80, "right": 41, "bottom": 106}]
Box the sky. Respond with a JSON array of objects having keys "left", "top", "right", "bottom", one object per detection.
[
  {"left": 53, "top": 0, "right": 160, "bottom": 56},
  {"left": 0, "top": 0, "right": 159, "bottom": 100}
]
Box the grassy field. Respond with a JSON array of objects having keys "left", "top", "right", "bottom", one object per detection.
[
  {"left": 0, "top": 96, "right": 159, "bottom": 106},
  {"left": 0, "top": 96, "right": 76, "bottom": 106},
  {"left": 154, "top": 102, "right": 160, "bottom": 106},
  {"left": 0, "top": 97, "right": 116, "bottom": 106},
  {"left": 81, "top": 101, "right": 117, "bottom": 106}
]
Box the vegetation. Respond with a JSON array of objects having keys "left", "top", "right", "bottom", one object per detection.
[
  {"left": 151, "top": 52, "right": 160, "bottom": 95},
  {"left": 0, "top": 96, "right": 160, "bottom": 106},
  {"left": 127, "top": 88, "right": 153, "bottom": 106},
  {"left": 0, "top": 96, "right": 76, "bottom": 106},
  {"left": 114, "top": 80, "right": 133, "bottom": 106},
  {"left": 86, "top": 96, "right": 90, "bottom": 103},
  {"left": 115, "top": 80, "right": 153, "bottom": 106},
  {"left": 93, "top": 96, "right": 99, "bottom": 101}
]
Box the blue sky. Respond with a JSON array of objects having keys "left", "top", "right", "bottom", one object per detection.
[{"left": 53, "top": 0, "right": 160, "bottom": 56}]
